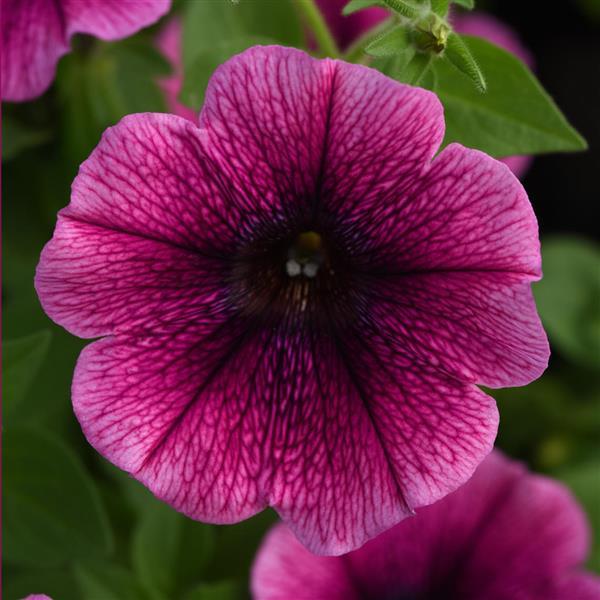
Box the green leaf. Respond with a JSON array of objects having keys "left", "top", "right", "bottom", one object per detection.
[
  {"left": 556, "top": 461, "right": 600, "bottom": 571},
  {"left": 430, "top": 0, "right": 449, "bottom": 16},
  {"left": 75, "top": 563, "right": 150, "bottom": 600},
  {"left": 444, "top": 32, "right": 486, "bottom": 92},
  {"left": 453, "top": 0, "right": 474, "bottom": 8},
  {"left": 2, "top": 114, "right": 51, "bottom": 161},
  {"left": 180, "top": 35, "right": 275, "bottom": 110},
  {"left": 534, "top": 237, "right": 600, "bottom": 368},
  {"left": 184, "top": 581, "right": 242, "bottom": 600},
  {"left": 365, "top": 26, "right": 413, "bottom": 57},
  {"left": 132, "top": 498, "right": 215, "bottom": 598},
  {"left": 431, "top": 36, "right": 587, "bottom": 157},
  {"left": 381, "top": 0, "right": 423, "bottom": 19},
  {"left": 396, "top": 52, "right": 432, "bottom": 85},
  {"left": 343, "top": 0, "right": 383, "bottom": 15},
  {"left": 3, "top": 428, "right": 114, "bottom": 566},
  {"left": 3, "top": 330, "right": 52, "bottom": 414},
  {"left": 182, "top": 0, "right": 302, "bottom": 110}
]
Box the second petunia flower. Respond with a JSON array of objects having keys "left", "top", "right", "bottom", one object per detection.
[{"left": 36, "top": 46, "right": 549, "bottom": 555}]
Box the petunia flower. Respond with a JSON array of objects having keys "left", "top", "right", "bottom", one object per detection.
[
  {"left": 315, "top": 1, "right": 534, "bottom": 177},
  {"left": 21, "top": 595, "right": 52, "bottom": 600},
  {"left": 1, "top": 0, "right": 171, "bottom": 102},
  {"left": 252, "top": 451, "right": 600, "bottom": 599},
  {"left": 36, "top": 46, "right": 549, "bottom": 555}
]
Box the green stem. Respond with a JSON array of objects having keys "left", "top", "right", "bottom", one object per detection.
[{"left": 295, "top": 0, "right": 339, "bottom": 58}]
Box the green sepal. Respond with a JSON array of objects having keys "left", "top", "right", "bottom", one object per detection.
[
  {"left": 381, "top": 0, "right": 423, "bottom": 19},
  {"left": 444, "top": 32, "right": 486, "bottom": 92}
]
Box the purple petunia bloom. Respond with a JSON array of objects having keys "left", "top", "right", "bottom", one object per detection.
[
  {"left": 36, "top": 46, "right": 549, "bottom": 555},
  {"left": 316, "top": 1, "right": 534, "bottom": 178},
  {"left": 21, "top": 595, "right": 52, "bottom": 600},
  {"left": 252, "top": 451, "right": 600, "bottom": 599},
  {"left": 1, "top": 0, "right": 171, "bottom": 102}
]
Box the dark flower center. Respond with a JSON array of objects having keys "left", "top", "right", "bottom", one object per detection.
[
  {"left": 229, "top": 223, "right": 362, "bottom": 333},
  {"left": 285, "top": 231, "right": 327, "bottom": 279}
]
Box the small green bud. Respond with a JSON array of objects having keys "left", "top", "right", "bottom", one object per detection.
[{"left": 413, "top": 13, "right": 451, "bottom": 54}]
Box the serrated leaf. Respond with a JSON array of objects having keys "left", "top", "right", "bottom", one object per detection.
[
  {"left": 534, "top": 237, "right": 600, "bottom": 368},
  {"left": 365, "top": 25, "right": 412, "bottom": 57},
  {"left": 343, "top": 0, "right": 383, "bottom": 15},
  {"left": 444, "top": 32, "right": 486, "bottom": 92},
  {"left": 3, "top": 428, "right": 114, "bottom": 566},
  {"left": 3, "top": 330, "right": 52, "bottom": 414},
  {"left": 431, "top": 36, "right": 587, "bottom": 156}
]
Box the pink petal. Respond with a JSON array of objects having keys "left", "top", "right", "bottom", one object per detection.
[
  {"left": 36, "top": 113, "right": 238, "bottom": 338},
  {"left": 62, "top": 0, "right": 170, "bottom": 40},
  {"left": 365, "top": 272, "right": 548, "bottom": 388},
  {"left": 199, "top": 46, "right": 445, "bottom": 227},
  {"left": 252, "top": 452, "right": 599, "bottom": 599},
  {"left": 356, "top": 143, "right": 542, "bottom": 276},
  {"left": 155, "top": 18, "right": 198, "bottom": 122},
  {"left": 251, "top": 525, "right": 358, "bottom": 600},
  {"left": 1, "top": 0, "right": 68, "bottom": 102},
  {"left": 72, "top": 318, "right": 497, "bottom": 555},
  {"left": 352, "top": 144, "right": 548, "bottom": 386},
  {"left": 1, "top": 0, "right": 170, "bottom": 101}
]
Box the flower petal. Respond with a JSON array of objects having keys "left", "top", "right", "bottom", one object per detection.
[
  {"left": 36, "top": 113, "right": 239, "bottom": 337},
  {"left": 72, "top": 315, "right": 496, "bottom": 555},
  {"left": 1, "top": 0, "right": 170, "bottom": 102},
  {"left": 63, "top": 0, "right": 170, "bottom": 40},
  {"left": 357, "top": 143, "right": 542, "bottom": 277},
  {"left": 35, "top": 217, "right": 227, "bottom": 338},
  {"left": 199, "top": 46, "right": 444, "bottom": 224},
  {"left": 253, "top": 452, "right": 598, "bottom": 599},
  {"left": 364, "top": 272, "right": 549, "bottom": 387},
  {"left": 251, "top": 524, "right": 357, "bottom": 600},
  {"left": 1, "top": 0, "right": 68, "bottom": 101}
]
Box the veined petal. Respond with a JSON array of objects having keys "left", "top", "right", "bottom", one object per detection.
[
  {"left": 1, "top": 0, "right": 170, "bottom": 101},
  {"left": 199, "top": 46, "right": 444, "bottom": 226},
  {"left": 1, "top": 0, "right": 68, "bottom": 101},
  {"left": 251, "top": 525, "right": 358, "bottom": 600},
  {"left": 364, "top": 272, "right": 549, "bottom": 387},
  {"left": 357, "top": 144, "right": 542, "bottom": 277},
  {"left": 72, "top": 312, "right": 496, "bottom": 555},
  {"left": 63, "top": 0, "right": 170, "bottom": 40},
  {"left": 253, "top": 452, "right": 600, "bottom": 599}
]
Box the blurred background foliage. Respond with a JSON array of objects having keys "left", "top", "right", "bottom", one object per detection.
[{"left": 2, "top": 0, "right": 599, "bottom": 598}]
